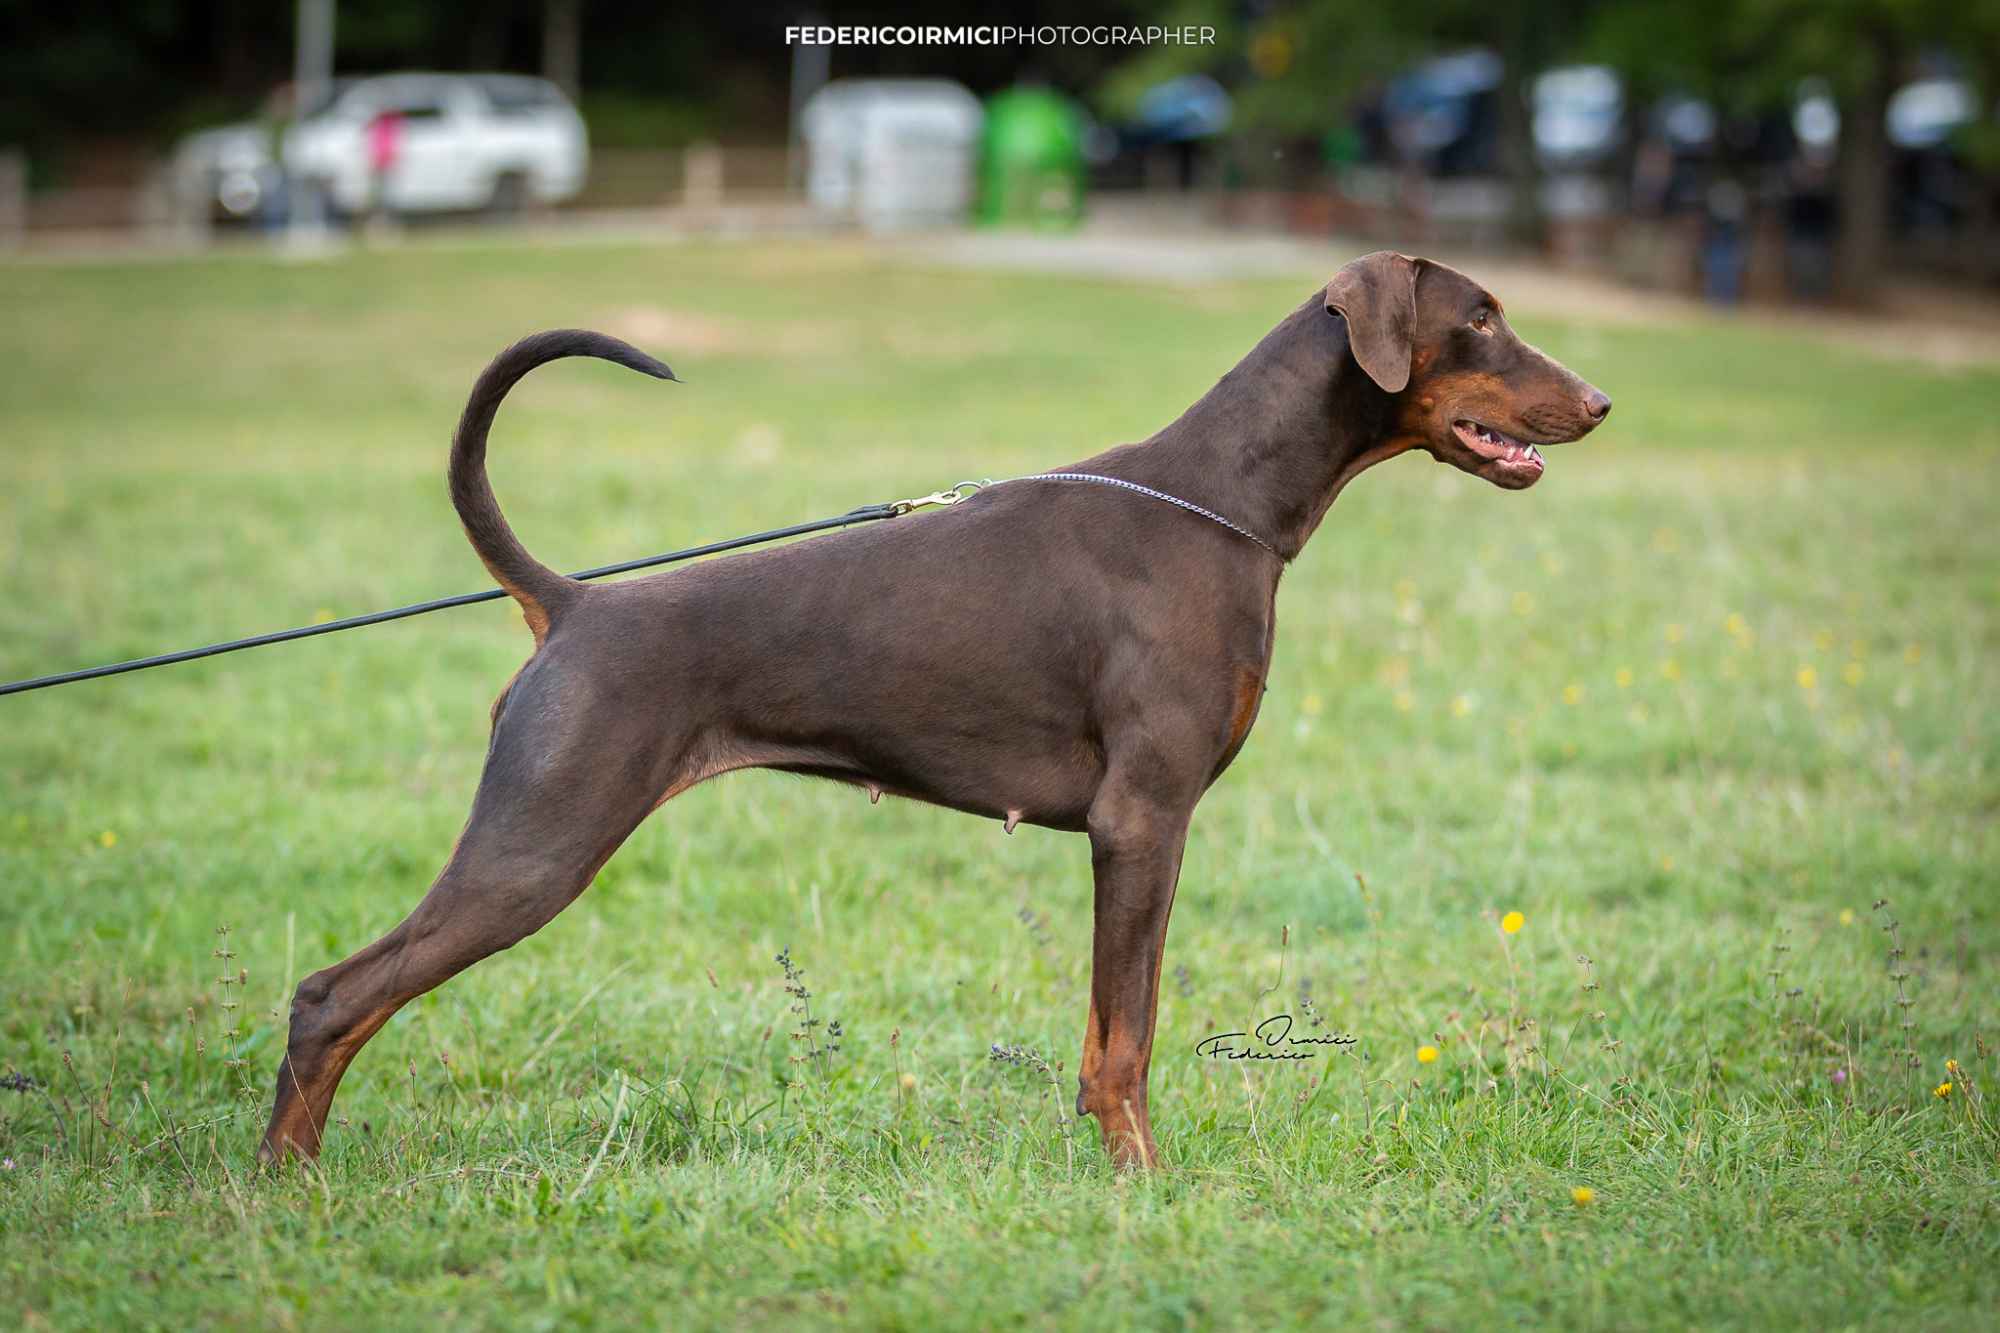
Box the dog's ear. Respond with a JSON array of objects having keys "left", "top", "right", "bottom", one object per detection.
[{"left": 1324, "top": 251, "right": 1422, "bottom": 394}]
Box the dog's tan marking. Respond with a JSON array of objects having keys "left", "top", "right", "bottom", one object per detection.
[
  {"left": 647, "top": 751, "right": 757, "bottom": 814},
  {"left": 1224, "top": 667, "right": 1265, "bottom": 753}
]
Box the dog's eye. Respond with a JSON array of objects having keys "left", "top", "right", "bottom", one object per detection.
[{"left": 1471, "top": 310, "right": 1492, "bottom": 332}]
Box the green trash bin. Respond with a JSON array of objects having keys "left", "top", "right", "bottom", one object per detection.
[{"left": 977, "top": 87, "right": 1086, "bottom": 228}]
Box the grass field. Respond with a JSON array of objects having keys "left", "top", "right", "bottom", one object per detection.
[{"left": 1, "top": 235, "right": 1996, "bottom": 1329}]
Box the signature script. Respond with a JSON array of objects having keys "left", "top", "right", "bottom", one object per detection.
[{"left": 1194, "top": 1014, "right": 1358, "bottom": 1061}]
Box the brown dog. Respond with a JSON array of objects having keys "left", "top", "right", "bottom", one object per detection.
[{"left": 259, "top": 251, "right": 1610, "bottom": 1168}]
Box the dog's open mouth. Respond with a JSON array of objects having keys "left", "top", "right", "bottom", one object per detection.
[{"left": 1452, "top": 419, "right": 1546, "bottom": 488}]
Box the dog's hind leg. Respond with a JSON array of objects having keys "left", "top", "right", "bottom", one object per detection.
[{"left": 258, "top": 670, "right": 678, "bottom": 1163}]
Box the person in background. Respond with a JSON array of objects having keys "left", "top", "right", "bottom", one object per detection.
[
  {"left": 1701, "top": 177, "right": 1749, "bottom": 305},
  {"left": 365, "top": 107, "right": 402, "bottom": 234}
]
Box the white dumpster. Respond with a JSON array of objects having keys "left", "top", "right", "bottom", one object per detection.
[{"left": 802, "top": 79, "right": 983, "bottom": 231}]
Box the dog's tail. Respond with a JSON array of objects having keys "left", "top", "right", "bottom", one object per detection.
[{"left": 449, "top": 329, "right": 676, "bottom": 637}]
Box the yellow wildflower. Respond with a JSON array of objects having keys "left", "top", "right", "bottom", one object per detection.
[
  {"left": 1571, "top": 1186, "right": 1595, "bottom": 1206},
  {"left": 1417, "top": 1045, "right": 1439, "bottom": 1065},
  {"left": 1614, "top": 667, "right": 1634, "bottom": 690},
  {"left": 1934, "top": 1082, "right": 1952, "bottom": 1099},
  {"left": 1796, "top": 665, "right": 1818, "bottom": 690},
  {"left": 1500, "top": 911, "right": 1525, "bottom": 935},
  {"left": 98, "top": 830, "right": 117, "bottom": 849},
  {"left": 1302, "top": 692, "right": 1324, "bottom": 717},
  {"left": 1945, "top": 1059, "right": 1959, "bottom": 1074},
  {"left": 1839, "top": 908, "right": 1855, "bottom": 926},
  {"left": 1562, "top": 683, "right": 1583, "bottom": 706}
]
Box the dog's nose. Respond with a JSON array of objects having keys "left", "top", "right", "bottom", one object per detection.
[{"left": 1584, "top": 389, "right": 1612, "bottom": 422}]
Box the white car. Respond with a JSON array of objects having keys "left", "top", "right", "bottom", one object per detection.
[{"left": 177, "top": 73, "right": 587, "bottom": 222}]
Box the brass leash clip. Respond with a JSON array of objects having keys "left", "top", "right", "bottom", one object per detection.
[{"left": 890, "top": 480, "right": 989, "bottom": 515}]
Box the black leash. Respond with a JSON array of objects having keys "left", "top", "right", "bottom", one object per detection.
[
  {"left": 0, "top": 501, "right": 902, "bottom": 698},
  {"left": 1, "top": 472, "right": 1278, "bottom": 699}
]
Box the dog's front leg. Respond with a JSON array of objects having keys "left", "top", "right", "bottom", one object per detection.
[{"left": 1075, "top": 783, "right": 1191, "bottom": 1169}]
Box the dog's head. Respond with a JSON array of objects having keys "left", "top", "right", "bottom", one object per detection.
[{"left": 1325, "top": 251, "right": 1611, "bottom": 489}]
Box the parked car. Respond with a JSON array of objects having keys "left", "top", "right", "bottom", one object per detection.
[{"left": 174, "top": 73, "right": 587, "bottom": 224}]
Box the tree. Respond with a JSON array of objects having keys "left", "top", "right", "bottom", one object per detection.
[
  {"left": 543, "top": 0, "right": 581, "bottom": 100},
  {"left": 1588, "top": 0, "right": 1989, "bottom": 303}
]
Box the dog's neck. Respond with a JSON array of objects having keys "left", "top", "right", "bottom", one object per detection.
[{"left": 1103, "top": 297, "right": 1405, "bottom": 563}]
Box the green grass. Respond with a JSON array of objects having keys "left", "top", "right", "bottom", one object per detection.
[{"left": 2, "top": 235, "right": 1996, "bottom": 1330}]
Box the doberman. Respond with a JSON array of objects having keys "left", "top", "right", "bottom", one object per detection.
[{"left": 259, "top": 251, "right": 1611, "bottom": 1169}]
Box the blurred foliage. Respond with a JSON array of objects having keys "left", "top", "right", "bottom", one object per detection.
[
  {"left": 1090, "top": 0, "right": 2000, "bottom": 293},
  {"left": 0, "top": 0, "right": 792, "bottom": 166},
  {"left": 9, "top": 1, "right": 1994, "bottom": 167},
  {"left": 1586, "top": 0, "right": 1995, "bottom": 108},
  {"left": 1096, "top": 0, "right": 1998, "bottom": 133},
  {"left": 1582, "top": 0, "right": 2000, "bottom": 296}
]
